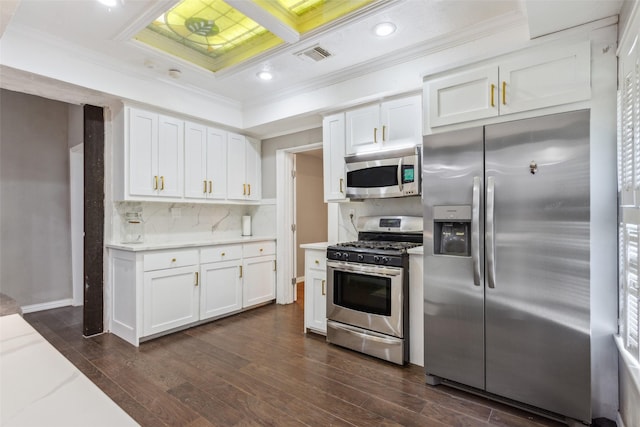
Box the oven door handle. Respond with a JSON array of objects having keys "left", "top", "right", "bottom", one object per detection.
[{"left": 327, "top": 260, "right": 403, "bottom": 277}]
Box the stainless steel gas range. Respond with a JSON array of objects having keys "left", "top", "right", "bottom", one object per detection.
[{"left": 326, "top": 216, "right": 423, "bottom": 365}]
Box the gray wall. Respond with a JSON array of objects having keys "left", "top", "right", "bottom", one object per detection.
[
  {"left": 0, "top": 89, "right": 73, "bottom": 307},
  {"left": 261, "top": 127, "right": 322, "bottom": 199},
  {"left": 295, "top": 152, "right": 327, "bottom": 277}
]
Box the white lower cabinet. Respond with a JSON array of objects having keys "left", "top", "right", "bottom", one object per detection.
[
  {"left": 143, "top": 265, "right": 199, "bottom": 336},
  {"left": 303, "top": 248, "right": 327, "bottom": 335},
  {"left": 242, "top": 242, "right": 276, "bottom": 308},
  {"left": 108, "top": 239, "right": 276, "bottom": 346}
]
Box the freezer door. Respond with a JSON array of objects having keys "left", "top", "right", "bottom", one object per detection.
[
  {"left": 484, "top": 110, "right": 591, "bottom": 422},
  {"left": 423, "top": 127, "right": 485, "bottom": 390}
]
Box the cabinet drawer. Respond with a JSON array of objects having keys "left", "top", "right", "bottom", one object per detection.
[
  {"left": 143, "top": 249, "right": 198, "bottom": 271},
  {"left": 243, "top": 241, "right": 276, "bottom": 258},
  {"left": 305, "top": 252, "right": 326, "bottom": 271},
  {"left": 200, "top": 244, "right": 242, "bottom": 263}
]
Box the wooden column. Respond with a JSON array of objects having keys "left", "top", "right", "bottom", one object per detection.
[{"left": 83, "top": 105, "right": 104, "bottom": 336}]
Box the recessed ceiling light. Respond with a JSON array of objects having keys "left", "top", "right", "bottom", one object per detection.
[
  {"left": 374, "top": 22, "right": 396, "bottom": 37},
  {"left": 97, "top": 0, "right": 118, "bottom": 7},
  {"left": 257, "top": 70, "right": 273, "bottom": 81}
]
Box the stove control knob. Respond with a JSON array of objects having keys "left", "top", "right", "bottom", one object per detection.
[
  {"left": 381, "top": 257, "right": 390, "bottom": 264},
  {"left": 373, "top": 255, "right": 380, "bottom": 263},
  {"left": 357, "top": 254, "right": 364, "bottom": 262},
  {"left": 333, "top": 252, "right": 341, "bottom": 259},
  {"left": 342, "top": 253, "right": 349, "bottom": 260}
]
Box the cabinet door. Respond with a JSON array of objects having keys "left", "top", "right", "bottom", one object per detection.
[
  {"left": 345, "top": 104, "right": 380, "bottom": 154},
  {"left": 381, "top": 95, "right": 422, "bottom": 148},
  {"left": 245, "top": 137, "right": 261, "bottom": 201},
  {"left": 426, "top": 66, "right": 499, "bottom": 127},
  {"left": 143, "top": 266, "right": 199, "bottom": 336},
  {"left": 499, "top": 41, "right": 591, "bottom": 115},
  {"left": 184, "top": 122, "right": 207, "bottom": 199},
  {"left": 128, "top": 108, "right": 158, "bottom": 196},
  {"left": 304, "top": 249, "right": 327, "bottom": 334},
  {"left": 243, "top": 255, "right": 276, "bottom": 308},
  {"left": 157, "top": 115, "right": 184, "bottom": 198},
  {"left": 200, "top": 260, "right": 242, "bottom": 320},
  {"left": 227, "top": 132, "right": 247, "bottom": 200},
  {"left": 206, "top": 128, "right": 228, "bottom": 200},
  {"left": 323, "top": 113, "right": 347, "bottom": 201}
]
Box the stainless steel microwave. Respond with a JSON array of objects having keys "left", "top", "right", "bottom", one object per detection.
[{"left": 345, "top": 145, "right": 421, "bottom": 199}]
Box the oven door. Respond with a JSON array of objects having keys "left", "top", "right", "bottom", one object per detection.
[{"left": 327, "top": 260, "right": 404, "bottom": 338}]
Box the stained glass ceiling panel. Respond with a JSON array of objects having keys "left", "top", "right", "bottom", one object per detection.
[{"left": 134, "top": 0, "right": 374, "bottom": 73}]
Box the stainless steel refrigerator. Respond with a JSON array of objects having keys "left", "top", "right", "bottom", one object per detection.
[{"left": 423, "top": 110, "right": 591, "bottom": 423}]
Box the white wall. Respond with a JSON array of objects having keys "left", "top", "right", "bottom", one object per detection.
[{"left": 0, "top": 89, "right": 73, "bottom": 306}]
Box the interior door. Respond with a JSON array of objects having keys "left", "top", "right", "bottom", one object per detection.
[
  {"left": 484, "top": 110, "right": 591, "bottom": 422},
  {"left": 422, "top": 127, "right": 485, "bottom": 389}
]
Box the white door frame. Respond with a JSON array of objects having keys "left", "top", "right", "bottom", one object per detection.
[
  {"left": 275, "top": 142, "right": 323, "bottom": 305},
  {"left": 70, "top": 143, "right": 84, "bottom": 306}
]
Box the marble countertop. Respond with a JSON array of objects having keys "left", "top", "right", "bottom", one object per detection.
[
  {"left": 106, "top": 235, "right": 277, "bottom": 252},
  {"left": 0, "top": 314, "right": 139, "bottom": 427},
  {"left": 300, "top": 242, "right": 330, "bottom": 250},
  {"left": 408, "top": 246, "right": 424, "bottom": 255}
]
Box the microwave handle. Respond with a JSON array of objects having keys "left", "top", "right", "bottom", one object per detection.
[{"left": 397, "top": 158, "right": 403, "bottom": 191}]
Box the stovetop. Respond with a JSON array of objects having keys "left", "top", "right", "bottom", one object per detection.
[{"left": 333, "top": 240, "right": 423, "bottom": 252}]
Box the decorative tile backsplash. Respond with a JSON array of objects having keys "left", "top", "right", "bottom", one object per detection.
[{"left": 110, "top": 201, "right": 276, "bottom": 244}]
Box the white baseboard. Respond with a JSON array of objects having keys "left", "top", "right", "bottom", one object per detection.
[
  {"left": 617, "top": 412, "right": 626, "bottom": 427},
  {"left": 21, "top": 298, "right": 74, "bottom": 314}
]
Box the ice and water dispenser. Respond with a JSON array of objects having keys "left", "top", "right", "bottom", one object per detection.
[{"left": 433, "top": 206, "right": 471, "bottom": 256}]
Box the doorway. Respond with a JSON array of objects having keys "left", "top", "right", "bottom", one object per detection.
[{"left": 275, "top": 142, "right": 329, "bottom": 305}]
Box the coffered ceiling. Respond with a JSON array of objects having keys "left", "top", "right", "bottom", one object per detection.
[{"left": 0, "top": 0, "right": 624, "bottom": 135}]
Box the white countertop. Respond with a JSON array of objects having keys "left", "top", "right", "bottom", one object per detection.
[
  {"left": 300, "top": 242, "right": 330, "bottom": 250},
  {"left": 0, "top": 314, "right": 139, "bottom": 427},
  {"left": 106, "top": 235, "right": 276, "bottom": 252},
  {"left": 408, "top": 246, "right": 424, "bottom": 255}
]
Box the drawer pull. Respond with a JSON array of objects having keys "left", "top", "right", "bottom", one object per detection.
[
  {"left": 259, "top": 248, "right": 264, "bottom": 252},
  {"left": 314, "top": 259, "right": 319, "bottom": 264},
  {"left": 221, "top": 252, "right": 226, "bottom": 257},
  {"left": 171, "top": 258, "right": 176, "bottom": 263}
]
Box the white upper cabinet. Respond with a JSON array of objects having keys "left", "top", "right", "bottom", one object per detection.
[
  {"left": 128, "top": 108, "right": 183, "bottom": 198},
  {"left": 346, "top": 95, "right": 422, "bottom": 154},
  {"left": 499, "top": 41, "right": 591, "bottom": 115},
  {"left": 227, "top": 132, "right": 261, "bottom": 201},
  {"left": 184, "top": 121, "right": 227, "bottom": 200},
  {"left": 425, "top": 41, "right": 591, "bottom": 128},
  {"left": 323, "top": 113, "right": 348, "bottom": 202},
  {"left": 426, "top": 66, "right": 499, "bottom": 127}
]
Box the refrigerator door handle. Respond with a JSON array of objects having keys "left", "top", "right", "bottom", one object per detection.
[
  {"left": 472, "top": 176, "right": 481, "bottom": 286},
  {"left": 486, "top": 176, "right": 496, "bottom": 289}
]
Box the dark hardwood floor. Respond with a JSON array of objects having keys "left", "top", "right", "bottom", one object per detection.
[{"left": 24, "top": 301, "right": 565, "bottom": 427}]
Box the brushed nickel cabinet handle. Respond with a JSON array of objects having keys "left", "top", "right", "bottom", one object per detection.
[
  {"left": 273, "top": 260, "right": 277, "bottom": 271},
  {"left": 382, "top": 125, "right": 386, "bottom": 141},
  {"left": 194, "top": 272, "right": 199, "bottom": 286},
  {"left": 373, "top": 127, "right": 378, "bottom": 143},
  {"left": 239, "top": 265, "right": 243, "bottom": 278},
  {"left": 203, "top": 180, "right": 207, "bottom": 194},
  {"left": 322, "top": 280, "right": 326, "bottom": 296},
  {"left": 209, "top": 181, "right": 212, "bottom": 194}
]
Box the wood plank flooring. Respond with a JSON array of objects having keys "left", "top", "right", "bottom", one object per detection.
[{"left": 24, "top": 301, "right": 565, "bottom": 427}]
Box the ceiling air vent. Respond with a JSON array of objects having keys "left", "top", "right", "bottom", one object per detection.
[{"left": 296, "top": 45, "right": 333, "bottom": 63}]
